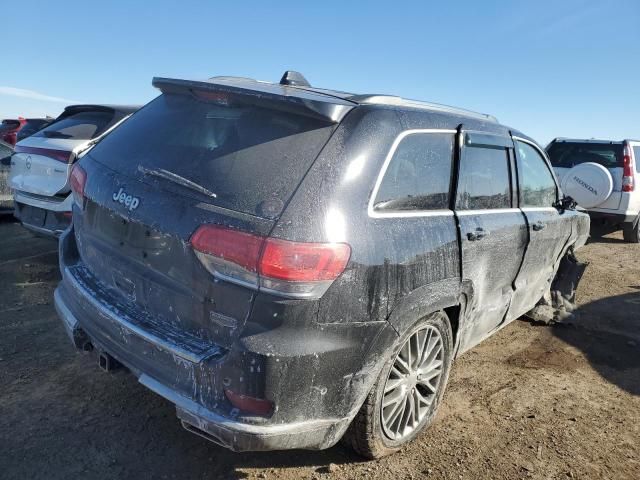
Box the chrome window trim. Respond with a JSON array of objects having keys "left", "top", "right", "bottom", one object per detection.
[
  {"left": 520, "top": 206, "right": 557, "bottom": 213},
  {"left": 367, "top": 129, "right": 457, "bottom": 219},
  {"left": 456, "top": 208, "right": 521, "bottom": 216}
]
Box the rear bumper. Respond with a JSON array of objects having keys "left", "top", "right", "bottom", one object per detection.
[
  {"left": 54, "top": 286, "right": 350, "bottom": 451},
  {"left": 54, "top": 227, "right": 388, "bottom": 451},
  {"left": 587, "top": 210, "right": 638, "bottom": 225},
  {"left": 14, "top": 200, "right": 71, "bottom": 237}
]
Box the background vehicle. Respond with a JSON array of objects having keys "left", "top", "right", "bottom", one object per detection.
[
  {"left": 54, "top": 71, "right": 589, "bottom": 459},
  {"left": 0, "top": 140, "right": 14, "bottom": 212},
  {"left": 16, "top": 117, "right": 54, "bottom": 142},
  {"left": 9, "top": 104, "right": 139, "bottom": 236},
  {"left": 547, "top": 138, "right": 640, "bottom": 242},
  {"left": 0, "top": 118, "right": 26, "bottom": 145}
]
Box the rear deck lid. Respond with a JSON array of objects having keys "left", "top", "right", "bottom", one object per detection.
[{"left": 72, "top": 79, "right": 352, "bottom": 347}]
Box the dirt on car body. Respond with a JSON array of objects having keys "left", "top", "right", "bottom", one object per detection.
[{"left": 0, "top": 218, "right": 638, "bottom": 479}]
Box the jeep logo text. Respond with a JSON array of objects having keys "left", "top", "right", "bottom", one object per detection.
[{"left": 112, "top": 187, "right": 140, "bottom": 211}]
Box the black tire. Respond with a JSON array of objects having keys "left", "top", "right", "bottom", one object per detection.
[
  {"left": 622, "top": 220, "right": 640, "bottom": 243},
  {"left": 343, "top": 311, "right": 453, "bottom": 459}
]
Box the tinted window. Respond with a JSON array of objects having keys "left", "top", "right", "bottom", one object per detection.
[
  {"left": 17, "top": 119, "right": 51, "bottom": 141},
  {"left": 456, "top": 146, "right": 511, "bottom": 210},
  {"left": 0, "top": 142, "right": 12, "bottom": 161},
  {"left": 34, "top": 111, "right": 115, "bottom": 140},
  {"left": 547, "top": 142, "right": 623, "bottom": 169},
  {"left": 373, "top": 132, "right": 453, "bottom": 212},
  {"left": 515, "top": 141, "right": 557, "bottom": 207},
  {"left": 88, "top": 94, "right": 335, "bottom": 218},
  {"left": 634, "top": 146, "right": 640, "bottom": 173}
]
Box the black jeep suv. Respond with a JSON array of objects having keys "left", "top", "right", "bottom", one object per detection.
[{"left": 54, "top": 71, "right": 589, "bottom": 458}]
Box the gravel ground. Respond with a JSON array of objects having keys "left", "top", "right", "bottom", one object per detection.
[{"left": 0, "top": 216, "right": 638, "bottom": 479}]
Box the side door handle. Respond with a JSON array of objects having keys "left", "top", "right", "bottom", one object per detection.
[
  {"left": 467, "top": 228, "right": 488, "bottom": 241},
  {"left": 532, "top": 221, "right": 546, "bottom": 231}
]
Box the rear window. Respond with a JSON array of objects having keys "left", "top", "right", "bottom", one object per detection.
[
  {"left": 88, "top": 93, "right": 336, "bottom": 218},
  {"left": 34, "top": 111, "right": 115, "bottom": 140},
  {"left": 547, "top": 142, "right": 623, "bottom": 169}
]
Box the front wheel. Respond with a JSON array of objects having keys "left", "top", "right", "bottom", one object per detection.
[{"left": 343, "top": 311, "right": 453, "bottom": 459}]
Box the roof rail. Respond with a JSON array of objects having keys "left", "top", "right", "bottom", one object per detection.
[{"left": 349, "top": 95, "right": 498, "bottom": 122}]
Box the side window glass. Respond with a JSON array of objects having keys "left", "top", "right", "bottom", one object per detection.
[
  {"left": 373, "top": 132, "right": 453, "bottom": 212},
  {"left": 456, "top": 146, "right": 511, "bottom": 210},
  {"left": 515, "top": 141, "right": 557, "bottom": 207},
  {"left": 633, "top": 146, "right": 640, "bottom": 173}
]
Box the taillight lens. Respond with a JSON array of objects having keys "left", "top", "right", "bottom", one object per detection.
[
  {"left": 224, "top": 389, "right": 273, "bottom": 417},
  {"left": 623, "top": 144, "right": 635, "bottom": 192},
  {"left": 14, "top": 145, "right": 74, "bottom": 163},
  {"left": 190, "top": 225, "right": 351, "bottom": 299},
  {"left": 69, "top": 164, "right": 87, "bottom": 209}
]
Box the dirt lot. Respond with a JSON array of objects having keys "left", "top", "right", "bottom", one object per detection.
[{"left": 1, "top": 216, "right": 638, "bottom": 480}]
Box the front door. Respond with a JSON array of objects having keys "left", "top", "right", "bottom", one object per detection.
[
  {"left": 455, "top": 132, "right": 528, "bottom": 351},
  {"left": 509, "top": 137, "right": 572, "bottom": 319}
]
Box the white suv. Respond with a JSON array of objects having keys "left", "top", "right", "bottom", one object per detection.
[
  {"left": 9, "top": 104, "right": 138, "bottom": 236},
  {"left": 547, "top": 138, "right": 640, "bottom": 243}
]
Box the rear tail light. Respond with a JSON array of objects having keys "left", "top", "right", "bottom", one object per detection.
[
  {"left": 224, "top": 389, "right": 273, "bottom": 417},
  {"left": 623, "top": 144, "right": 635, "bottom": 192},
  {"left": 14, "top": 145, "right": 74, "bottom": 163},
  {"left": 69, "top": 164, "right": 87, "bottom": 209},
  {"left": 190, "top": 225, "right": 351, "bottom": 299}
]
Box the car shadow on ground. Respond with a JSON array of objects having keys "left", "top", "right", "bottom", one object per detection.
[{"left": 551, "top": 291, "right": 640, "bottom": 396}]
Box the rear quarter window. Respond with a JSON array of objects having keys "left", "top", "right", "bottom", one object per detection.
[{"left": 372, "top": 132, "right": 454, "bottom": 213}]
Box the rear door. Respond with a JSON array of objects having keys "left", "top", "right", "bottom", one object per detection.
[
  {"left": 455, "top": 132, "right": 528, "bottom": 350},
  {"left": 509, "top": 137, "right": 570, "bottom": 320}
]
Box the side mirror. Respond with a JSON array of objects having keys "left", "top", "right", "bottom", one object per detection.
[{"left": 554, "top": 196, "right": 577, "bottom": 213}]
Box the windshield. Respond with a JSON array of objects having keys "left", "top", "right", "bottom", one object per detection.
[
  {"left": 547, "top": 142, "right": 623, "bottom": 169},
  {"left": 34, "top": 111, "right": 115, "bottom": 140},
  {"left": 87, "top": 93, "right": 336, "bottom": 218}
]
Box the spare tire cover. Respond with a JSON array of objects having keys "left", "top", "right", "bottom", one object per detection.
[{"left": 561, "top": 162, "right": 613, "bottom": 208}]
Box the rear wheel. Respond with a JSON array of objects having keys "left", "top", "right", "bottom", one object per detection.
[
  {"left": 343, "top": 311, "right": 453, "bottom": 459},
  {"left": 622, "top": 219, "right": 640, "bottom": 243}
]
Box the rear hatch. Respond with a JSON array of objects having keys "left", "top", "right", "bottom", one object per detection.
[
  {"left": 10, "top": 108, "right": 122, "bottom": 197},
  {"left": 547, "top": 141, "right": 624, "bottom": 210},
  {"left": 71, "top": 78, "right": 352, "bottom": 348}
]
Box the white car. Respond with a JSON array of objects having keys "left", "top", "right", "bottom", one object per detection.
[
  {"left": 547, "top": 138, "right": 640, "bottom": 243},
  {"left": 10, "top": 104, "right": 139, "bottom": 236}
]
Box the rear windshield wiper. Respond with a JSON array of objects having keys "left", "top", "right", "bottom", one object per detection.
[{"left": 138, "top": 165, "right": 217, "bottom": 199}]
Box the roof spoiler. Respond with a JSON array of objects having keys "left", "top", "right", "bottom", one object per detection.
[{"left": 152, "top": 77, "right": 355, "bottom": 123}]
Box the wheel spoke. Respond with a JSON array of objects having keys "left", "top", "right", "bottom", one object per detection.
[{"left": 381, "top": 324, "right": 446, "bottom": 441}]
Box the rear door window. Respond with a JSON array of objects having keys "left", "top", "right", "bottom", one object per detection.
[
  {"left": 88, "top": 94, "right": 336, "bottom": 218},
  {"left": 34, "top": 111, "right": 115, "bottom": 140},
  {"left": 456, "top": 146, "right": 511, "bottom": 210},
  {"left": 372, "top": 132, "right": 454, "bottom": 212},
  {"left": 634, "top": 146, "right": 640, "bottom": 173},
  {"left": 515, "top": 141, "right": 557, "bottom": 207},
  {"left": 547, "top": 142, "right": 623, "bottom": 169}
]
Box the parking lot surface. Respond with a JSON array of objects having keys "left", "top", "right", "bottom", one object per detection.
[{"left": 1, "top": 216, "right": 638, "bottom": 479}]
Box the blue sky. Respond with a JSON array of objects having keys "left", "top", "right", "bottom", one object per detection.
[{"left": 2, "top": 0, "right": 638, "bottom": 145}]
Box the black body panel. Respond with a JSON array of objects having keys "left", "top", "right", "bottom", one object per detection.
[{"left": 54, "top": 75, "right": 590, "bottom": 452}]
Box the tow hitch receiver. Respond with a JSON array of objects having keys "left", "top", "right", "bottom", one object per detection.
[{"left": 98, "top": 351, "right": 122, "bottom": 372}]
